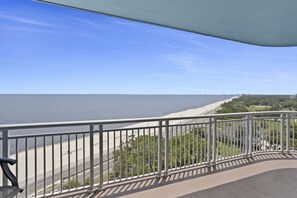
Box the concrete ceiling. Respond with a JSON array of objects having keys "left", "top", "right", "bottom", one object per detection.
[{"left": 36, "top": 0, "right": 297, "bottom": 46}]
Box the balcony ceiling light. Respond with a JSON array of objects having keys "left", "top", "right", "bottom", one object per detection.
[{"left": 36, "top": 0, "right": 297, "bottom": 46}]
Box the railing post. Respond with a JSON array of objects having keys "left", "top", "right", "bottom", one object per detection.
[
  {"left": 89, "top": 125, "right": 94, "bottom": 190},
  {"left": 2, "top": 130, "right": 9, "bottom": 186},
  {"left": 99, "top": 124, "right": 104, "bottom": 188},
  {"left": 245, "top": 115, "right": 249, "bottom": 156},
  {"left": 211, "top": 118, "right": 216, "bottom": 165},
  {"left": 280, "top": 114, "right": 284, "bottom": 153},
  {"left": 207, "top": 118, "right": 211, "bottom": 165},
  {"left": 248, "top": 115, "right": 253, "bottom": 157},
  {"left": 286, "top": 114, "right": 290, "bottom": 153},
  {"left": 164, "top": 120, "right": 169, "bottom": 174},
  {"left": 157, "top": 121, "right": 163, "bottom": 177}
]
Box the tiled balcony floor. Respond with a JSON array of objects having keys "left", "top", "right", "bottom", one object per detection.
[{"left": 55, "top": 153, "right": 297, "bottom": 198}]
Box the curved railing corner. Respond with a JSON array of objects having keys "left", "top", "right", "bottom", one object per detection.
[{"left": 0, "top": 111, "right": 296, "bottom": 197}]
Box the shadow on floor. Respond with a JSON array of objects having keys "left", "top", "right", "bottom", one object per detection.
[
  {"left": 178, "top": 168, "right": 297, "bottom": 198},
  {"left": 57, "top": 152, "right": 297, "bottom": 198}
]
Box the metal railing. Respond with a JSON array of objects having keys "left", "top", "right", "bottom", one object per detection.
[{"left": 0, "top": 111, "right": 296, "bottom": 197}]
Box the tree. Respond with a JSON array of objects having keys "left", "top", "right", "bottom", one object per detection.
[{"left": 111, "top": 129, "right": 206, "bottom": 179}]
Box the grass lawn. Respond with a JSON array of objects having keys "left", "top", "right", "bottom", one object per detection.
[{"left": 248, "top": 105, "right": 269, "bottom": 112}]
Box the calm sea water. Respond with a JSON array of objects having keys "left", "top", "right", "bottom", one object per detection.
[{"left": 0, "top": 94, "right": 234, "bottom": 125}]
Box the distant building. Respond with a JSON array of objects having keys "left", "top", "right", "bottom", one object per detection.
[{"left": 290, "top": 94, "right": 297, "bottom": 99}]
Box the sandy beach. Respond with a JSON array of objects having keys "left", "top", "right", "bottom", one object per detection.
[
  {"left": 125, "top": 96, "right": 237, "bottom": 129},
  {"left": 6, "top": 96, "right": 237, "bottom": 196}
]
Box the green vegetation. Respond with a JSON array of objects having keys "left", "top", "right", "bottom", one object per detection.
[
  {"left": 111, "top": 127, "right": 246, "bottom": 179},
  {"left": 217, "top": 95, "right": 297, "bottom": 113},
  {"left": 63, "top": 177, "right": 81, "bottom": 190},
  {"left": 111, "top": 130, "right": 206, "bottom": 179}
]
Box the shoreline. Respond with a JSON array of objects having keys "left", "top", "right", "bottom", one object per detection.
[
  {"left": 123, "top": 96, "right": 237, "bottom": 129},
  {"left": 164, "top": 96, "right": 236, "bottom": 117}
]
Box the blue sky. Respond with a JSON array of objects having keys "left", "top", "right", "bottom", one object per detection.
[{"left": 1, "top": 0, "right": 297, "bottom": 94}]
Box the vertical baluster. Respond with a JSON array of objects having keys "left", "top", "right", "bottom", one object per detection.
[
  {"left": 60, "top": 135, "right": 63, "bottom": 191},
  {"left": 248, "top": 115, "right": 253, "bottom": 156},
  {"left": 204, "top": 124, "right": 207, "bottom": 163},
  {"left": 175, "top": 126, "right": 177, "bottom": 169},
  {"left": 184, "top": 125, "right": 186, "bottom": 167},
  {"left": 272, "top": 119, "right": 275, "bottom": 151},
  {"left": 35, "top": 137, "right": 37, "bottom": 197},
  {"left": 275, "top": 118, "right": 280, "bottom": 151},
  {"left": 251, "top": 119, "right": 253, "bottom": 153},
  {"left": 224, "top": 123, "right": 227, "bottom": 159},
  {"left": 230, "top": 121, "right": 232, "bottom": 157},
  {"left": 25, "top": 138, "right": 28, "bottom": 197},
  {"left": 126, "top": 130, "right": 128, "bottom": 179},
  {"left": 195, "top": 124, "right": 198, "bottom": 164},
  {"left": 231, "top": 121, "right": 234, "bottom": 157},
  {"left": 258, "top": 119, "right": 260, "bottom": 152},
  {"left": 186, "top": 125, "right": 191, "bottom": 166},
  {"left": 2, "top": 130, "right": 9, "bottom": 186},
  {"left": 200, "top": 124, "right": 203, "bottom": 163},
  {"left": 212, "top": 118, "right": 216, "bottom": 164},
  {"left": 263, "top": 119, "right": 266, "bottom": 151},
  {"left": 245, "top": 116, "right": 249, "bottom": 156},
  {"left": 233, "top": 121, "right": 236, "bottom": 157},
  {"left": 137, "top": 129, "right": 139, "bottom": 177},
  {"left": 89, "top": 125, "right": 94, "bottom": 190},
  {"left": 83, "top": 133, "right": 85, "bottom": 187},
  {"left": 268, "top": 119, "right": 271, "bottom": 152},
  {"left": 113, "top": 131, "right": 116, "bottom": 182},
  {"left": 15, "top": 138, "right": 19, "bottom": 196},
  {"left": 264, "top": 118, "right": 267, "bottom": 151},
  {"left": 99, "top": 124, "right": 103, "bottom": 187},
  {"left": 148, "top": 128, "right": 151, "bottom": 174},
  {"left": 292, "top": 118, "right": 296, "bottom": 151},
  {"left": 143, "top": 129, "right": 145, "bottom": 176},
  {"left": 280, "top": 114, "right": 284, "bottom": 153},
  {"left": 52, "top": 136, "right": 55, "bottom": 193},
  {"left": 153, "top": 128, "right": 156, "bottom": 173},
  {"left": 207, "top": 118, "right": 211, "bottom": 165},
  {"left": 219, "top": 122, "right": 223, "bottom": 160},
  {"left": 119, "top": 130, "right": 122, "bottom": 179},
  {"left": 75, "top": 134, "right": 78, "bottom": 189},
  {"left": 171, "top": 126, "right": 173, "bottom": 170},
  {"left": 165, "top": 120, "right": 169, "bottom": 174},
  {"left": 225, "top": 122, "right": 228, "bottom": 158},
  {"left": 180, "top": 125, "right": 182, "bottom": 168},
  {"left": 192, "top": 125, "right": 195, "bottom": 166},
  {"left": 237, "top": 121, "right": 240, "bottom": 155},
  {"left": 131, "top": 129, "right": 134, "bottom": 177},
  {"left": 43, "top": 137, "right": 45, "bottom": 196},
  {"left": 286, "top": 114, "right": 290, "bottom": 153},
  {"left": 157, "top": 121, "right": 162, "bottom": 176},
  {"left": 107, "top": 131, "right": 110, "bottom": 183},
  {"left": 67, "top": 134, "right": 70, "bottom": 191}
]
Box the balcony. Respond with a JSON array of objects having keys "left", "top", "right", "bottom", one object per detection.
[{"left": 1, "top": 111, "right": 296, "bottom": 197}]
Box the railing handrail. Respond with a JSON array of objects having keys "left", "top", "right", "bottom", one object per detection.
[
  {"left": 0, "top": 111, "right": 296, "bottom": 130},
  {"left": 0, "top": 110, "right": 296, "bottom": 197}
]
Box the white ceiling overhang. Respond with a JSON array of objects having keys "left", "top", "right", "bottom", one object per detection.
[{"left": 36, "top": 0, "right": 297, "bottom": 46}]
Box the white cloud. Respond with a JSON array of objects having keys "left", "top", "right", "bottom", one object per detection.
[{"left": 0, "top": 14, "right": 53, "bottom": 27}]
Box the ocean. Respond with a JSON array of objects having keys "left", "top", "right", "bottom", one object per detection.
[{"left": 0, "top": 94, "right": 234, "bottom": 125}]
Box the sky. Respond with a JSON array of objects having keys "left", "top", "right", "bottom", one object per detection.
[{"left": 1, "top": 0, "right": 297, "bottom": 95}]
